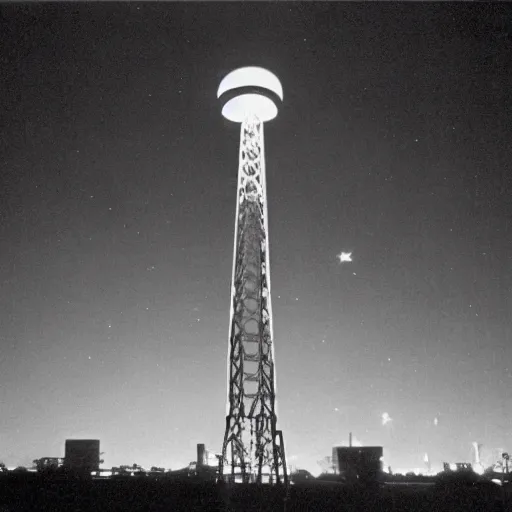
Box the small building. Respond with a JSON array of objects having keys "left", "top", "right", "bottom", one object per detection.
[
  {"left": 64, "top": 439, "right": 100, "bottom": 474},
  {"left": 33, "top": 457, "right": 64, "bottom": 472},
  {"left": 443, "top": 462, "right": 473, "bottom": 472},
  {"left": 333, "top": 446, "right": 383, "bottom": 484}
]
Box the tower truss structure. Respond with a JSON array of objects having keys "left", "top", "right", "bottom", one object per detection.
[{"left": 217, "top": 74, "right": 287, "bottom": 484}]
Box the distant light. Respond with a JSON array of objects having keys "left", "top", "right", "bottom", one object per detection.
[
  {"left": 337, "top": 252, "right": 352, "bottom": 263},
  {"left": 382, "top": 412, "right": 392, "bottom": 425},
  {"left": 473, "top": 465, "right": 485, "bottom": 475}
]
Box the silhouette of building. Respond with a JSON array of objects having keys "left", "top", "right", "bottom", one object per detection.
[
  {"left": 64, "top": 439, "right": 100, "bottom": 475},
  {"left": 334, "top": 446, "right": 383, "bottom": 484},
  {"left": 197, "top": 443, "right": 206, "bottom": 468}
]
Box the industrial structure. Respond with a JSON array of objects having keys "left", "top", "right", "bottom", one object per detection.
[
  {"left": 333, "top": 446, "right": 383, "bottom": 485},
  {"left": 64, "top": 439, "right": 100, "bottom": 475},
  {"left": 217, "top": 67, "right": 287, "bottom": 485}
]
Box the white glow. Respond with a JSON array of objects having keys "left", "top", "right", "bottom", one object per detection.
[
  {"left": 221, "top": 94, "right": 278, "bottom": 123},
  {"left": 382, "top": 412, "right": 392, "bottom": 425},
  {"left": 337, "top": 252, "right": 352, "bottom": 263},
  {"left": 218, "top": 67, "right": 283, "bottom": 100},
  {"left": 218, "top": 67, "right": 282, "bottom": 122},
  {"left": 473, "top": 465, "right": 485, "bottom": 475}
]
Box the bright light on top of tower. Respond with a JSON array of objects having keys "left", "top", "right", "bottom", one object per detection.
[
  {"left": 217, "top": 67, "right": 283, "bottom": 100},
  {"left": 217, "top": 67, "right": 283, "bottom": 123}
]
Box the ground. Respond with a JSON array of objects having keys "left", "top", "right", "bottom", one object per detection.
[{"left": 0, "top": 474, "right": 510, "bottom": 511}]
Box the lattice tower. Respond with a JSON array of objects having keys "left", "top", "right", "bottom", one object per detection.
[{"left": 217, "top": 68, "right": 287, "bottom": 485}]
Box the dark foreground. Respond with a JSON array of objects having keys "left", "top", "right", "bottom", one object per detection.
[{"left": 0, "top": 475, "right": 511, "bottom": 511}]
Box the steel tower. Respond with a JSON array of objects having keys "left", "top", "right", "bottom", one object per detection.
[{"left": 217, "top": 67, "right": 287, "bottom": 485}]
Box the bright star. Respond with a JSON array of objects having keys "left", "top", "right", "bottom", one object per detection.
[{"left": 337, "top": 252, "right": 352, "bottom": 263}]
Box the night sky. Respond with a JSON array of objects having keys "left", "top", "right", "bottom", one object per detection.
[{"left": 1, "top": 3, "right": 511, "bottom": 474}]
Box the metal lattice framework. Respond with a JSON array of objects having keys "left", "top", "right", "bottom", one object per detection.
[{"left": 219, "top": 115, "right": 287, "bottom": 485}]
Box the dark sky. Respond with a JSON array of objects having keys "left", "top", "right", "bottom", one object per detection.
[{"left": 1, "top": 2, "right": 511, "bottom": 473}]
